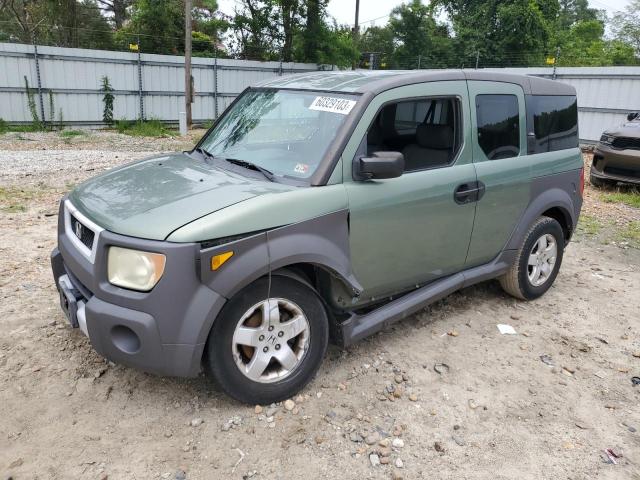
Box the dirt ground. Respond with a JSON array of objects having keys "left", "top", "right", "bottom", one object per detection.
[{"left": 1, "top": 131, "right": 639, "bottom": 480}]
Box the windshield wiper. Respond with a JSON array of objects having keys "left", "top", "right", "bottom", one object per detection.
[
  {"left": 193, "top": 148, "right": 275, "bottom": 182},
  {"left": 223, "top": 158, "right": 275, "bottom": 182},
  {"left": 194, "top": 147, "right": 215, "bottom": 162}
]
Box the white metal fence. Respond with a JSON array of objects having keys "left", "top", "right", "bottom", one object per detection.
[
  {"left": 1, "top": 42, "right": 639, "bottom": 141},
  {"left": 0, "top": 42, "right": 322, "bottom": 126}
]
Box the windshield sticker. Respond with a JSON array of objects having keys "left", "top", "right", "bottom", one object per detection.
[
  {"left": 309, "top": 96, "right": 357, "bottom": 115},
  {"left": 294, "top": 163, "right": 309, "bottom": 174}
]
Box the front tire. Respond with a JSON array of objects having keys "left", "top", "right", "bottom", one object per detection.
[
  {"left": 499, "top": 216, "right": 565, "bottom": 300},
  {"left": 205, "top": 276, "right": 329, "bottom": 404}
]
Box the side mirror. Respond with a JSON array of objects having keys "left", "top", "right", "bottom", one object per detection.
[
  {"left": 627, "top": 112, "right": 639, "bottom": 122},
  {"left": 355, "top": 151, "right": 404, "bottom": 181}
]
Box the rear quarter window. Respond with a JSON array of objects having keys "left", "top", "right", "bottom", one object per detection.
[
  {"left": 476, "top": 94, "right": 520, "bottom": 160},
  {"left": 526, "top": 95, "right": 578, "bottom": 154}
]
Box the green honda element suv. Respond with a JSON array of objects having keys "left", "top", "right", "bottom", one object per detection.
[{"left": 52, "top": 70, "right": 583, "bottom": 404}]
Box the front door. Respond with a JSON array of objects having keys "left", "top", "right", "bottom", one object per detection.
[{"left": 344, "top": 81, "right": 477, "bottom": 301}]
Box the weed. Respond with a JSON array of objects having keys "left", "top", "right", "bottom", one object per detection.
[
  {"left": 6, "top": 124, "right": 44, "bottom": 133},
  {"left": 115, "top": 118, "right": 176, "bottom": 137},
  {"left": 2, "top": 204, "right": 27, "bottom": 213},
  {"left": 101, "top": 76, "right": 115, "bottom": 126},
  {"left": 616, "top": 221, "right": 640, "bottom": 247},
  {"left": 201, "top": 119, "right": 214, "bottom": 130},
  {"left": 60, "top": 130, "right": 86, "bottom": 138},
  {"left": 48, "top": 90, "right": 56, "bottom": 129},
  {"left": 577, "top": 215, "right": 602, "bottom": 235},
  {"left": 601, "top": 190, "right": 640, "bottom": 209},
  {"left": 0, "top": 186, "right": 40, "bottom": 213},
  {"left": 23, "top": 76, "right": 43, "bottom": 131},
  {"left": 0, "top": 118, "right": 7, "bottom": 134}
]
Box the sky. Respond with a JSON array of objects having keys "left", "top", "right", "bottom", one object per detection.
[{"left": 217, "top": 0, "right": 632, "bottom": 28}]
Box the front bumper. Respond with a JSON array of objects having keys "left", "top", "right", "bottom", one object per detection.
[
  {"left": 592, "top": 144, "right": 640, "bottom": 185},
  {"left": 51, "top": 201, "right": 227, "bottom": 377}
]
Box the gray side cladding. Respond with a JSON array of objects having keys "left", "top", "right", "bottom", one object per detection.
[
  {"left": 199, "top": 209, "right": 361, "bottom": 304},
  {"left": 505, "top": 168, "right": 583, "bottom": 251}
]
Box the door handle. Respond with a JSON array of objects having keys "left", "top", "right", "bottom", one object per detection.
[{"left": 454, "top": 181, "right": 485, "bottom": 205}]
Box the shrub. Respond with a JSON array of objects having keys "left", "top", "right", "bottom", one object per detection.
[{"left": 101, "top": 76, "right": 115, "bottom": 126}]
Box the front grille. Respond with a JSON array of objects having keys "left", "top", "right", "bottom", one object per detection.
[
  {"left": 70, "top": 214, "right": 95, "bottom": 250},
  {"left": 603, "top": 166, "right": 640, "bottom": 178},
  {"left": 611, "top": 136, "right": 640, "bottom": 150}
]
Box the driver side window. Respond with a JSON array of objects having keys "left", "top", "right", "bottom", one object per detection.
[{"left": 366, "top": 97, "right": 462, "bottom": 173}]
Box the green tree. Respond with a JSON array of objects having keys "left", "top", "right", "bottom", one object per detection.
[
  {"left": 557, "top": 0, "right": 601, "bottom": 30},
  {"left": 386, "top": 0, "right": 454, "bottom": 68},
  {"left": 437, "top": 0, "right": 555, "bottom": 67},
  {"left": 359, "top": 25, "right": 395, "bottom": 68},
  {"left": 95, "top": 0, "right": 133, "bottom": 29},
  {"left": 612, "top": 0, "right": 640, "bottom": 55},
  {"left": 0, "top": 0, "right": 114, "bottom": 49},
  {"left": 115, "top": 0, "right": 184, "bottom": 53},
  {"left": 559, "top": 20, "right": 637, "bottom": 65},
  {"left": 229, "top": 0, "right": 281, "bottom": 59},
  {"left": 301, "top": 0, "right": 322, "bottom": 63}
]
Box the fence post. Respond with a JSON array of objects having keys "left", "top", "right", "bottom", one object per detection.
[
  {"left": 475, "top": 51, "right": 480, "bottom": 69},
  {"left": 213, "top": 48, "right": 219, "bottom": 119},
  {"left": 417, "top": 54, "right": 421, "bottom": 70},
  {"left": 552, "top": 46, "right": 561, "bottom": 80},
  {"left": 137, "top": 36, "right": 144, "bottom": 120},
  {"left": 32, "top": 38, "right": 46, "bottom": 124},
  {"left": 369, "top": 53, "right": 374, "bottom": 70}
]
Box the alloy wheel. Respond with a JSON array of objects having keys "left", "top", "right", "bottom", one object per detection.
[
  {"left": 527, "top": 233, "right": 557, "bottom": 287},
  {"left": 231, "top": 298, "right": 310, "bottom": 383}
]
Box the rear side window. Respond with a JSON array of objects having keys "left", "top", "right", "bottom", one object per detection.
[
  {"left": 476, "top": 95, "right": 520, "bottom": 160},
  {"left": 526, "top": 95, "right": 578, "bottom": 153}
]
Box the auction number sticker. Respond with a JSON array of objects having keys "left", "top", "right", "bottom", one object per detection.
[{"left": 309, "top": 96, "right": 357, "bottom": 115}]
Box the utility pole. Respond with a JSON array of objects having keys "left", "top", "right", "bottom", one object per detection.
[
  {"left": 352, "top": 0, "right": 360, "bottom": 70},
  {"left": 184, "top": 0, "right": 193, "bottom": 128}
]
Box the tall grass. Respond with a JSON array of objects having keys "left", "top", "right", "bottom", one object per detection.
[{"left": 115, "top": 119, "right": 176, "bottom": 137}]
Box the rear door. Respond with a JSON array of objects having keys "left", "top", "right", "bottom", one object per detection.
[{"left": 465, "top": 81, "right": 531, "bottom": 267}]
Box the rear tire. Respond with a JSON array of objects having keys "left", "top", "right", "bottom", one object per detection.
[
  {"left": 205, "top": 276, "right": 328, "bottom": 404},
  {"left": 499, "top": 216, "right": 565, "bottom": 300}
]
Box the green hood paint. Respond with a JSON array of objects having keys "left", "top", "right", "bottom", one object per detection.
[{"left": 69, "top": 153, "right": 295, "bottom": 241}]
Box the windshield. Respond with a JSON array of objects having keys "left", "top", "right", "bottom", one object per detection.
[{"left": 198, "top": 89, "right": 359, "bottom": 180}]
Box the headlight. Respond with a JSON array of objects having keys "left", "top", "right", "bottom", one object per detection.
[
  {"left": 600, "top": 134, "right": 615, "bottom": 145},
  {"left": 107, "top": 246, "right": 166, "bottom": 292}
]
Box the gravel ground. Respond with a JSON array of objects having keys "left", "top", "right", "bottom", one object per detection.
[{"left": 1, "top": 133, "right": 639, "bottom": 480}]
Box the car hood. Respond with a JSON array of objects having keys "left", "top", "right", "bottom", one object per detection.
[
  {"left": 69, "top": 152, "right": 295, "bottom": 240},
  {"left": 606, "top": 121, "right": 640, "bottom": 137}
]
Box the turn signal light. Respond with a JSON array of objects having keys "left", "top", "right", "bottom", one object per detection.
[{"left": 211, "top": 251, "right": 234, "bottom": 271}]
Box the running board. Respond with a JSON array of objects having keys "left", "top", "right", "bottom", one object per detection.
[{"left": 338, "top": 251, "right": 515, "bottom": 347}]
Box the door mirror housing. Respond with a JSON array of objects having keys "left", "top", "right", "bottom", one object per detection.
[
  {"left": 627, "top": 112, "right": 639, "bottom": 122},
  {"left": 355, "top": 151, "right": 405, "bottom": 181}
]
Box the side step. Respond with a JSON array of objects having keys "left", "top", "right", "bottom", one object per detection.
[{"left": 338, "top": 251, "right": 515, "bottom": 347}]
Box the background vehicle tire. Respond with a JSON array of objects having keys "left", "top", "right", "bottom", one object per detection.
[
  {"left": 499, "top": 216, "right": 565, "bottom": 300},
  {"left": 205, "top": 275, "right": 328, "bottom": 404},
  {"left": 589, "top": 173, "right": 614, "bottom": 188}
]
